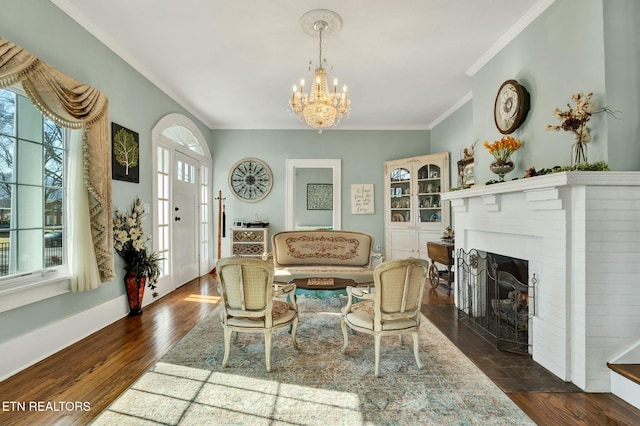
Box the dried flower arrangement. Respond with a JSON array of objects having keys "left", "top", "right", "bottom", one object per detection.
[{"left": 545, "top": 92, "right": 616, "bottom": 164}]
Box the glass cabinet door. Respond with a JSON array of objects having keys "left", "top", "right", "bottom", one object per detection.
[
  {"left": 417, "top": 163, "right": 442, "bottom": 224},
  {"left": 389, "top": 167, "right": 411, "bottom": 224}
]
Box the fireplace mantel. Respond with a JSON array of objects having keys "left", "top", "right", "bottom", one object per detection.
[
  {"left": 442, "top": 171, "right": 640, "bottom": 392},
  {"left": 442, "top": 171, "right": 640, "bottom": 201}
]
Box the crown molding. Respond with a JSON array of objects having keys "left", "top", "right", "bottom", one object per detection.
[
  {"left": 465, "top": 0, "right": 556, "bottom": 77},
  {"left": 50, "top": 0, "right": 214, "bottom": 128},
  {"left": 427, "top": 91, "right": 473, "bottom": 130}
]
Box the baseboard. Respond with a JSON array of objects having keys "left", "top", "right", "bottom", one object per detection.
[
  {"left": 0, "top": 295, "right": 129, "bottom": 381},
  {"left": 610, "top": 371, "right": 640, "bottom": 410}
]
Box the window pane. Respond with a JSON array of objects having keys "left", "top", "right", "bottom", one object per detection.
[
  {"left": 45, "top": 188, "right": 63, "bottom": 226},
  {"left": 18, "top": 140, "right": 43, "bottom": 186},
  {"left": 17, "top": 229, "right": 43, "bottom": 272},
  {"left": 0, "top": 231, "right": 9, "bottom": 276},
  {"left": 0, "top": 90, "right": 16, "bottom": 136},
  {"left": 43, "top": 118, "right": 63, "bottom": 148},
  {"left": 0, "top": 136, "right": 15, "bottom": 184},
  {"left": 18, "top": 185, "right": 43, "bottom": 229},
  {"left": 44, "top": 229, "right": 64, "bottom": 267},
  {"left": 0, "top": 183, "right": 13, "bottom": 229},
  {"left": 44, "top": 147, "right": 64, "bottom": 188},
  {"left": 17, "top": 96, "right": 42, "bottom": 143}
]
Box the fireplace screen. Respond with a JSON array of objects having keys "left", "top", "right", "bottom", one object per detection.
[{"left": 456, "top": 248, "right": 534, "bottom": 355}]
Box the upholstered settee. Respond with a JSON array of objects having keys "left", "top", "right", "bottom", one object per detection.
[{"left": 267, "top": 230, "right": 375, "bottom": 290}]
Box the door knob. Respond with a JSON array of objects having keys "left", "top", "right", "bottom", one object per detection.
[
  {"left": 175, "top": 216, "right": 181, "bottom": 221},
  {"left": 175, "top": 207, "right": 179, "bottom": 211}
]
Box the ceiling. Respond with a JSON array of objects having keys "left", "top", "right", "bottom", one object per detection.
[{"left": 51, "top": 0, "right": 549, "bottom": 131}]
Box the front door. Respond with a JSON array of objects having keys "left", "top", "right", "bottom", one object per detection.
[{"left": 172, "top": 151, "right": 199, "bottom": 287}]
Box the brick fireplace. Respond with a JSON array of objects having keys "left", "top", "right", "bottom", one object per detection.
[{"left": 442, "top": 172, "right": 640, "bottom": 392}]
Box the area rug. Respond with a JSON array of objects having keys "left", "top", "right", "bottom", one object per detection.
[{"left": 91, "top": 296, "right": 534, "bottom": 425}]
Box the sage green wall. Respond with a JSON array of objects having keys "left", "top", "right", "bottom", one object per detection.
[
  {"left": 473, "top": 0, "right": 608, "bottom": 183},
  {"left": 210, "top": 129, "right": 430, "bottom": 255},
  {"left": 0, "top": 0, "right": 211, "bottom": 343},
  {"left": 430, "top": 100, "right": 474, "bottom": 188},
  {"left": 433, "top": 0, "right": 640, "bottom": 187},
  {"left": 603, "top": 0, "right": 640, "bottom": 171}
]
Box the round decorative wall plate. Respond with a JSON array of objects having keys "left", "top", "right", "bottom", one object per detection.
[
  {"left": 228, "top": 158, "right": 273, "bottom": 202},
  {"left": 494, "top": 79, "right": 530, "bottom": 134}
]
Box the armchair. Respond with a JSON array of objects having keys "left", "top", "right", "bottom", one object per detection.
[
  {"left": 216, "top": 257, "right": 299, "bottom": 372},
  {"left": 341, "top": 258, "right": 429, "bottom": 377}
]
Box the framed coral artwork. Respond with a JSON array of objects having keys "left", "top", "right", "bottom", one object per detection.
[{"left": 111, "top": 122, "right": 140, "bottom": 183}]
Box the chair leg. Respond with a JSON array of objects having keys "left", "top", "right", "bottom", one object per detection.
[
  {"left": 222, "top": 327, "right": 232, "bottom": 368},
  {"left": 340, "top": 319, "right": 349, "bottom": 353},
  {"left": 264, "top": 331, "right": 273, "bottom": 372},
  {"left": 374, "top": 334, "right": 382, "bottom": 377},
  {"left": 290, "top": 316, "right": 299, "bottom": 349},
  {"left": 412, "top": 331, "right": 423, "bottom": 370}
]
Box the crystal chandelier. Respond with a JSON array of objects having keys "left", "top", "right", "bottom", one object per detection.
[{"left": 289, "top": 13, "right": 350, "bottom": 133}]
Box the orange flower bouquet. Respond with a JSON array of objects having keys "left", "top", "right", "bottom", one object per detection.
[
  {"left": 484, "top": 136, "right": 522, "bottom": 181},
  {"left": 484, "top": 136, "right": 523, "bottom": 163}
]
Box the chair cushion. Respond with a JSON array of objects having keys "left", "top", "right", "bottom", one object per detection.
[
  {"left": 271, "top": 300, "right": 292, "bottom": 320},
  {"left": 346, "top": 305, "right": 419, "bottom": 331},
  {"left": 352, "top": 300, "right": 375, "bottom": 316},
  {"left": 274, "top": 266, "right": 374, "bottom": 284},
  {"left": 222, "top": 300, "right": 297, "bottom": 327}
]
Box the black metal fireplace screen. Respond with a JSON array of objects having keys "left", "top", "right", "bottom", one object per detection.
[{"left": 456, "top": 248, "right": 534, "bottom": 355}]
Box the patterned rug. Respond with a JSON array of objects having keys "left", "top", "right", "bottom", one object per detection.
[{"left": 92, "top": 296, "right": 534, "bottom": 425}]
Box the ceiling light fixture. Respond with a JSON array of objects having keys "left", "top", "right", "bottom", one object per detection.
[{"left": 289, "top": 10, "right": 350, "bottom": 133}]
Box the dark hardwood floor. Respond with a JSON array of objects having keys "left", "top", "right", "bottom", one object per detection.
[{"left": 0, "top": 274, "right": 638, "bottom": 425}]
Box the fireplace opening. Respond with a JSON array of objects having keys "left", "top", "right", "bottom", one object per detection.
[{"left": 456, "top": 248, "right": 533, "bottom": 355}]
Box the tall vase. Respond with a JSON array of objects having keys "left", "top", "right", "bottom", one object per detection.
[
  {"left": 571, "top": 140, "right": 588, "bottom": 165},
  {"left": 125, "top": 271, "right": 146, "bottom": 316}
]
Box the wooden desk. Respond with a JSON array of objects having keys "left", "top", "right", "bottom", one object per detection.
[{"left": 427, "top": 241, "right": 454, "bottom": 295}]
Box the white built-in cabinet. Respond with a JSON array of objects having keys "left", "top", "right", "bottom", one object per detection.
[{"left": 384, "top": 153, "right": 450, "bottom": 261}]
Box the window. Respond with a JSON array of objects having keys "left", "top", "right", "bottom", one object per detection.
[
  {"left": 156, "top": 146, "right": 170, "bottom": 278},
  {"left": 200, "top": 165, "right": 209, "bottom": 262},
  {"left": 0, "top": 87, "right": 67, "bottom": 285}
]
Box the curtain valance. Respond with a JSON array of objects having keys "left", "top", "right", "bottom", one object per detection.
[{"left": 0, "top": 37, "right": 115, "bottom": 283}]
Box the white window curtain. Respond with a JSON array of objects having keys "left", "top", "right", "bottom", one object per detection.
[
  {"left": 0, "top": 37, "right": 115, "bottom": 286},
  {"left": 68, "top": 130, "right": 102, "bottom": 291}
]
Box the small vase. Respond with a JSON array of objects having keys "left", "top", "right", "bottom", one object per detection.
[
  {"left": 571, "top": 141, "right": 588, "bottom": 165},
  {"left": 125, "top": 271, "right": 146, "bottom": 316},
  {"left": 489, "top": 160, "right": 514, "bottom": 182}
]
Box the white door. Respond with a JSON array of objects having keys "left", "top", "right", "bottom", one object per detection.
[{"left": 172, "top": 151, "right": 199, "bottom": 286}]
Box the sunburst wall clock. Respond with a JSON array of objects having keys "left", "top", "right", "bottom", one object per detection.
[{"left": 228, "top": 158, "right": 273, "bottom": 202}]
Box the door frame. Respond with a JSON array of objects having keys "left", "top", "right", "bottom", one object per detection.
[{"left": 151, "top": 114, "right": 212, "bottom": 295}]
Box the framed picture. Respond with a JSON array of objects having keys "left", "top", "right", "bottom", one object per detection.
[
  {"left": 463, "top": 162, "right": 475, "bottom": 187},
  {"left": 457, "top": 157, "right": 474, "bottom": 188},
  {"left": 351, "top": 184, "right": 374, "bottom": 214},
  {"left": 111, "top": 122, "right": 140, "bottom": 183},
  {"left": 307, "top": 183, "right": 333, "bottom": 210}
]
